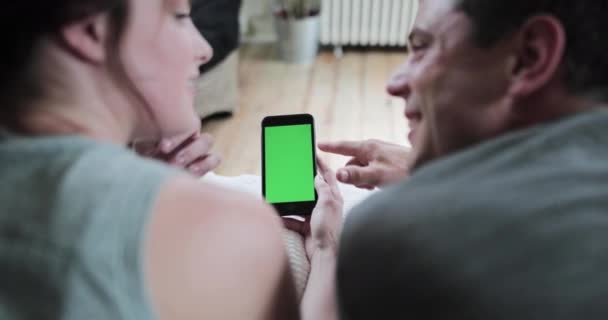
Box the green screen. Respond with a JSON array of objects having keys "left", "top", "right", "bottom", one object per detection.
[{"left": 265, "top": 124, "right": 315, "bottom": 204}]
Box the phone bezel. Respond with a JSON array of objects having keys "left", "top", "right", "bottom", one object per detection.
[{"left": 262, "top": 113, "right": 318, "bottom": 216}]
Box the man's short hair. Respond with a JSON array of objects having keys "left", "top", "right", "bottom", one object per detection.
[{"left": 456, "top": 0, "right": 608, "bottom": 98}]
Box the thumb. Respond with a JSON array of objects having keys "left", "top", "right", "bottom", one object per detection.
[
  {"left": 336, "top": 166, "right": 380, "bottom": 187},
  {"left": 315, "top": 174, "right": 330, "bottom": 190},
  {"left": 315, "top": 175, "right": 332, "bottom": 199}
]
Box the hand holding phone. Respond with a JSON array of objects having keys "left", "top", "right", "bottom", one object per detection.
[
  {"left": 284, "top": 156, "right": 344, "bottom": 256},
  {"left": 262, "top": 114, "right": 318, "bottom": 216}
]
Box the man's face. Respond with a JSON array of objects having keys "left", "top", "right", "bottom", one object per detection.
[{"left": 389, "top": 0, "right": 514, "bottom": 169}]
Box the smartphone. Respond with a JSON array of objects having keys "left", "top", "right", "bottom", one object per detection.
[{"left": 262, "top": 114, "right": 317, "bottom": 216}]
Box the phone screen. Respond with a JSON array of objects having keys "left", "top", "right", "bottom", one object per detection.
[{"left": 264, "top": 124, "right": 316, "bottom": 204}]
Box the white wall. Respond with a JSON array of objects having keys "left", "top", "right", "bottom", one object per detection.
[
  {"left": 240, "top": 0, "right": 276, "bottom": 42},
  {"left": 241, "top": 0, "right": 271, "bottom": 18}
]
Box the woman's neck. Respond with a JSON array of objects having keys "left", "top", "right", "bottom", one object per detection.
[
  {"left": 16, "top": 97, "right": 135, "bottom": 145},
  {"left": 10, "top": 41, "right": 142, "bottom": 145}
]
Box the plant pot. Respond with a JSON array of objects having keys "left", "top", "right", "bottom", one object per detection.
[{"left": 274, "top": 14, "right": 320, "bottom": 64}]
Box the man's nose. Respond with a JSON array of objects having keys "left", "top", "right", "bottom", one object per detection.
[{"left": 386, "top": 62, "right": 411, "bottom": 99}]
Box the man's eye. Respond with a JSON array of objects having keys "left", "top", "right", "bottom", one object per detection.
[{"left": 409, "top": 40, "right": 427, "bottom": 52}]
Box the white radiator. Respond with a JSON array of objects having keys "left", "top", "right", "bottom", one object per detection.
[{"left": 320, "top": 0, "right": 419, "bottom": 47}]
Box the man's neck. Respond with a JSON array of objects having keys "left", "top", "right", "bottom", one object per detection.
[{"left": 511, "top": 89, "right": 600, "bottom": 130}]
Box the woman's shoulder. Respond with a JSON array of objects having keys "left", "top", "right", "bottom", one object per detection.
[
  {"left": 145, "top": 175, "right": 297, "bottom": 319},
  {"left": 0, "top": 134, "right": 180, "bottom": 243},
  {"left": 0, "top": 136, "right": 181, "bottom": 319}
]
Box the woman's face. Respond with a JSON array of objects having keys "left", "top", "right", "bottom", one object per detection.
[{"left": 121, "top": 0, "right": 212, "bottom": 139}]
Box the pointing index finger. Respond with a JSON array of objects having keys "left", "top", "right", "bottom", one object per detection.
[{"left": 318, "top": 140, "right": 365, "bottom": 157}]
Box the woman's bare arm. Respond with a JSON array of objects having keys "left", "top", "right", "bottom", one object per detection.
[{"left": 145, "top": 176, "right": 300, "bottom": 320}]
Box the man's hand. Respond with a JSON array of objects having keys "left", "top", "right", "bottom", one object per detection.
[
  {"left": 133, "top": 131, "right": 221, "bottom": 177},
  {"left": 318, "top": 139, "right": 410, "bottom": 189}
]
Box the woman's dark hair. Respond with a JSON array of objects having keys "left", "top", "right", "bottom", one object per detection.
[{"left": 0, "top": 1, "right": 130, "bottom": 126}]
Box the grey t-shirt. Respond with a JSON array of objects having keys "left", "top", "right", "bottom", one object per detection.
[
  {"left": 338, "top": 109, "right": 608, "bottom": 319},
  {"left": 0, "top": 135, "right": 176, "bottom": 319}
]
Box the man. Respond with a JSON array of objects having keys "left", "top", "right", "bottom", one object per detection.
[{"left": 318, "top": 0, "right": 608, "bottom": 318}]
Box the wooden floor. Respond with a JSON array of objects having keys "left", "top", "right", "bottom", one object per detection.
[{"left": 203, "top": 45, "right": 410, "bottom": 176}]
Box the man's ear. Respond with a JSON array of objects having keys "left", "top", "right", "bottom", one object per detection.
[
  {"left": 507, "top": 15, "right": 566, "bottom": 98},
  {"left": 59, "top": 13, "right": 110, "bottom": 63}
]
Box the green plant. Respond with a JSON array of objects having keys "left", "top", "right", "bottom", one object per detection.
[{"left": 275, "top": 0, "right": 321, "bottom": 19}]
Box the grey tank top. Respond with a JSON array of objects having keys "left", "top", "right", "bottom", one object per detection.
[{"left": 0, "top": 134, "right": 177, "bottom": 319}]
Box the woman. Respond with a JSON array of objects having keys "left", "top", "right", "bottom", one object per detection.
[{"left": 0, "top": 0, "right": 342, "bottom": 319}]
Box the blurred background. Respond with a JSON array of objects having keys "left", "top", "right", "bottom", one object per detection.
[{"left": 193, "top": 0, "right": 418, "bottom": 176}]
